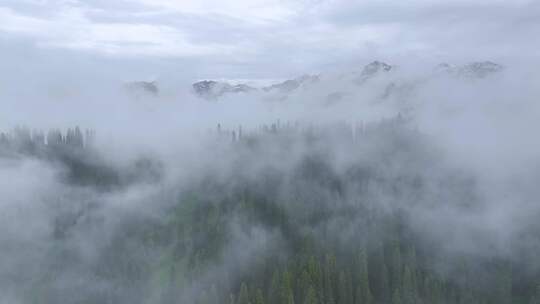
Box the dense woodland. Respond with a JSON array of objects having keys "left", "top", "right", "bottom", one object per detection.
[{"left": 2, "top": 118, "right": 540, "bottom": 304}]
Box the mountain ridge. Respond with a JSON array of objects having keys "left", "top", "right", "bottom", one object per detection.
[{"left": 190, "top": 61, "right": 503, "bottom": 100}]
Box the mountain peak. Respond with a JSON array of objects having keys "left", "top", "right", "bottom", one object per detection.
[
  {"left": 192, "top": 80, "right": 256, "bottom": 99},
  {"left": 435, "top": 61, "right": 503, "bottom": 78},
  {"left": 125, "top": 81, "right": 159, "bottom": 98},
  {"left": 263, "top": 74, "right": 319, "bottom": 93},
  {"left": 459, "top": 61, "right": 503, "bottom": 78},
  {"left": 361, "top": 61, "right": 393, "bottom": 76},
  {"left": 354, "top": 61, "right": 393, "bottom": 84}
]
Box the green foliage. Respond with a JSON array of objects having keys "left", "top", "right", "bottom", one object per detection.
[
  {"left": 254, "top": 288, "right": 265, "bottom": 304},
  {"left": 19, "top": 122, "right": 539, "bottom": 304},
  {"left": 238, "top": 282, "right": 250, "bottom": 304},
  {"left": 338, "top": 270, "right": 353, "bottom": 304},
  {"left": 355, "top": 250, "right": 372, "bottom": 304},
  {"left": 280, "top": 271, "right": 295, "bottom": 304},
  {"left": 392, "top": 288, "right": 401, "bottom": 304},
  {"left": 304, "top": 286, "right": 317, "bottom": 304},
  {"left": 401, "top": 266, "right": 416, "bottom": 304},
  {"left": 269, "top": 270, "right": 281, "bottom": 304}
]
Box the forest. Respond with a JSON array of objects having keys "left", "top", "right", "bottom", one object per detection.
[
  {"left": 1, "top": 117, "right": 540, "bottom": 304},
  {"left": 2, "top": 0, "right": 539, "bottom": 303}
]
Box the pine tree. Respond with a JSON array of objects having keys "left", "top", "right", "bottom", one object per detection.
[
  {"left": 406, "top": 247, "right": 418, "bottom": 295},
  {"left": 280, "top": 271, "right": 295, "bottom": 304},
  {"left": 324, "top": 254, "right": 337, "bottom": 304},
  {"left": 298, "top": 269, "right": 311, "bottom": 304},
  {"left": 355, "top": 250, "right": 372, "bottom": 304},
  {"left": 238, "top": 282, "right": 250, "bottom": 304},
  {"left": 392, "top": 288, "right": 401, "bottom": 304},
  {"left": 496, "top": 262, "right": 512, "bottom": 304},
  {"left": 530, "top": 283, "right": 540, "bottom": 304},
  {"left": 198, "top": 290, "right": 209, "bottom": 304},
  {"left": 307, "top": 256, "right": 322, "bottom": 301},
  {"left": 254, "top": 288, "right": 265, "bottom": 304},
  {"left": 74, "top": 126, "right": 83, "bottom": 147},
  {"left": 304, "top": 286, "right": 318, "bottom": 304},
  {"left": 424, "top": 275, "right": 441, "bottom": 304},
  {"left": 338, "top": 270, "right": 353, "bottom": 304},
  {"left": 391, "top": 242, "right": 402, "bottom": 294},
  {"left": 401, "top": 266, "right": 416, "bottom": 304},
  {"left": 269, "top": 270, "right": 280, "bottom": 304},
  {"left": 379, "top": 261, "right": 390, "bottom": 303},
  {"left": 432, "top": 278, "right": 443, "bottom": 304},
  {"left": 209, "top": 284, "right": 219, "bottom": 304}
]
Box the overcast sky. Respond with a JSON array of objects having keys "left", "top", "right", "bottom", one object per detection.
[{"left": 1, "top": 0, "right": 539, "bottom": 79}]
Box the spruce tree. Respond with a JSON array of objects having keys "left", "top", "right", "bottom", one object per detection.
[
  {"left": 269, "top": 270, "right": 280, "bottom": 304},
  {"left": 298, "top": 270, "right": 311, "bottom": 304},
  {"left": 209, "top": 284, "right": 219, "bottom": 304},
  {"left": 238, "top": 282, "right": 250, "bottom": 304},
  {"left": 424, "top": 276, "right": 440, "bottom": 304},
  {"left": 355, "top": 250, "right": 372, "bottom": 304},
  {"left": 530, "top": 283, "right": 540, "bottom": 304},
  {"left": 391, "top": 242, "right": 402, "bottom": 294},
  {"left": 280, "top": 271, "right": 295, "bottom": 304},
  {"left": 324, "top": 254, "right": 337, "bottom": 304},
  {"left": 497, "top": 262, "right": 512, "bottom": 304},
  {"left": 254, "top": 288, "right": 265, "bottom": 304},
  {"left": 392, "top": 288, "right": 401, "bottom": 304},
  {"left": 304, "top": 286, "right": 318, "bottom": 304},
  {"left": 307, "top": 256, "right": 322, "bottom": 301},
  {"left": 338, "top": 270, "right": 353, "bottom": 304},
  {"left": 198, "top": 290, "right": 209, "bottom": 304},
  {"left": 402, "top": 266, "right": 416, "bottom": 304},
  {"left": 379, "top": 261, "right": 390, "bottom": 303}
]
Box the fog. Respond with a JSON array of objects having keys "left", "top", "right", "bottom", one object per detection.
[
  {"left": 2, "top": 1, "right": 540, "bottom": 302},
  {"left": 1, "top": 56, "right": 539, "bottom": 303}
]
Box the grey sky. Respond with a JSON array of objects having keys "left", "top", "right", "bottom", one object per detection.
[{"left": 1, "top": 0, "right": 539, "bottom": 79}]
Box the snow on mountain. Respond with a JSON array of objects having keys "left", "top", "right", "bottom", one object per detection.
[
  {"left": 456, "top": 61, "right": 504, "bottom": 78},
  {"left": 434, "top": 61, "right": 503, "bottom": 78},
  {"left": 355, "top": 61, "right": 394, "bottom": 84},
  {"left": 192, "top": 80, "right": 257, "bottom": 99},
  {"left": 263, "top": 75, "right": 320, "bottom": 93},
  {"left": 190, "top": 61, "right": 504, "bottom": 103},
  {"left": 124, "top": 81, "right": 159, "bottom": 98}
]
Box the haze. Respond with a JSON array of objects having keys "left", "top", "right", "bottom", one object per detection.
[{"left": 1, "top": 1, "right": 540, "bottom": 304}]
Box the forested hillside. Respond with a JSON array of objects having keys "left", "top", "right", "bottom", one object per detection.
[{"left": 2, "top": 118, "right": 540, "bottom": 304}]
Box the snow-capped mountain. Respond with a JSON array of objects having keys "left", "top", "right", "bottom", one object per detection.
[
  {"left": 355, "top": 61, "right": 394, "bottom": 84},
  {"left": 192, "top": 75, "right": 319, "bottom": 99},
  {"left": 124, "top": 81, "right": 159, "bottom": 98},
  {"left": 190, "top": 60, "right": 504, "bottom": 102},
  {"left": 434, "top": 61, "right": 503, "bottom": 78},
  {"left": 456, "top": 61, "right": 503, "bottom": 78},
  {"left": 263, "top": 75, "right": 320, "bottom": 93},
  {"left": 192, "top": 80, "right": 256, "bottom": 99}
]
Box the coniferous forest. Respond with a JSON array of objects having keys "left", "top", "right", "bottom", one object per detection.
[
  {"left": 2, "top": 1, "right": 540, "bottom": 303},
  {"left": 2, "top": 118, "right": 540, "bottom": 304}
]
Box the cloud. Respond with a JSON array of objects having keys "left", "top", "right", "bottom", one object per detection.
[
  {"left": 0, "top": 4, "right": 236, "bottom": 57},
  {"left": 0, "top": 0, "right": 539, "bottom": 80},
  {"left": 314, "top": 0, "right": 540, "bottom": 61},
  {"left": 133, "top": 0, "right": 299, "bottom": 23}
]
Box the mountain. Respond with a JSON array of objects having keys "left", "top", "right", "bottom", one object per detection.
[
  {"left": 356, "top": 60, "right": 393, "bottom": 81},
  {"left": 191, "top": 75, "right": 319, "bottom": 100},
  {"left": 457, "top": 61, "right": 504, "bottom": 78},
  {"left": 124, "top": 81, "right": 159, "bottom": 98},
  {"left": 262, "top": 74, "right": 320, "bottom": 93},
  {"left": 192, "top": 80, "right": 257, "bottom": 99},
  {"left": 435, "top": 61, "right": 503, "bottom": 78},
  {"left": 191, "top": 60, "right": 503, "bottom": 101}
]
